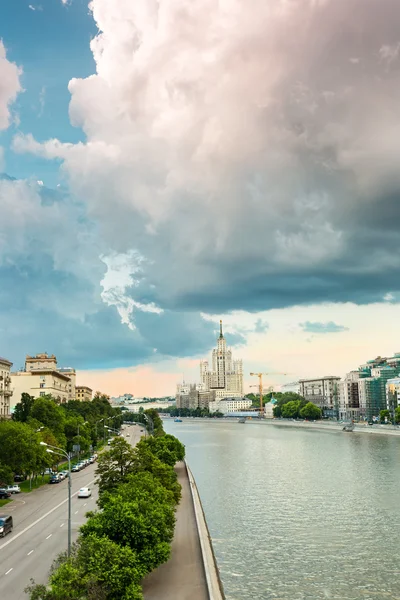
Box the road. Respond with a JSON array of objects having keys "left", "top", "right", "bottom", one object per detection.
[
  {"left": 0, "top": 424, "right": 144, "bottom": 600},
  {"left": 142, "top": 462, "right": 209, "bottom": 600}
]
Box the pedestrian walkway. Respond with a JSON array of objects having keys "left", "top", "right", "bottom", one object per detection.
[{"left": 142, "top": 462, "right": 209, "bottom": 600}]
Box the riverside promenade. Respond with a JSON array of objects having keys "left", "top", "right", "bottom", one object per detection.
[{"left": 143, "top": 462, "right": 224, "bottom": 600}]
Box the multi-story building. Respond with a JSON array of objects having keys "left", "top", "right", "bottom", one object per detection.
[
  {"left": 58, "top": 367, "right": 76, "bottom": 401},
  {"left": 209, "top": 397, "right": 252, "bottom": 414},
  {"left": 11, "top": 369, "right": 71, "bottom": 406},
  {"left": 177, "top": 321, "right": 243, "bottom": 409},
  {"left": 386, "top": 378, "right": 400, "bottom": 416},
  {"left": 0, "top": 357, "right": 13, "bottom": 419},
  {"left": 338, "top": 371, "right": 362, "bottom": 421},
  {"left": 299, "top": 376, "right": 341, "bottom": 417},
  {"left": 25, "top": 353, "right": 57, "bottom": 371},
  {"left": 76, "top": 386, "right": 93, "bottom": 402}
]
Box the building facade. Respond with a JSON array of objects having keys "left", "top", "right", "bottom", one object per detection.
[
  {"left": 299, "top": 376, "right": 340, "bottom": 416},
  {"left": 176, "top": 321, "right": 243, "bottom": 409},
  {"left": 0, "top": 357, "right": 13, "bottom": 419},
  {"left": 209, "top": 397, "right": 252, "bottom": 414},
  {"left": 338, "top": 371, "right": 361, "bottom": 421},
  {"left": 58, "top": 368, "right": 76, "bottom": 401},
  {"left": 11, "top": 369, "right": 71, "bottom": 406},
  {"left": 76, "top": 386, "right": 93, "bottom": 402}
]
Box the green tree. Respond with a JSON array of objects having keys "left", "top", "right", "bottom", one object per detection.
[
  {"left": 26, "top": 535, "right": 145, "bottom": 600},
  {"left": 380, "top": 409, "right": 391, "bottom": 423},
  {"left": 0, "top": 421, "right": 39, "bottom": 476},
  {"left": 395, "top": 406, "right": 400, "bottom": 424},
  {"left": 299, "top": 402, "right": 322, "bottom": 420},
  {"left": 136, "top": 434, "right": 185, "bottom": 467},
  {"left": 31, "top": 397, "right": 66, "bottom": 444},
  {"left": 0, "top": 463, "right": 14, "bottom": 486},
  {"left": 96, "top": 438, "right": 138, "bottom": 493},
  {"left": 81, "top": 481, "right": 174, "bottom": 573},
  {"left": 13, "top": 393, "right": 35, "bottom": 422},
  {"left": 281, "top": 400, "right": 301, "bottom": 419}
]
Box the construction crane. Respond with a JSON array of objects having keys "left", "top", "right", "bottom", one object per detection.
[{"left": 250, "top": 373, "right": 287, "bottom": 416}]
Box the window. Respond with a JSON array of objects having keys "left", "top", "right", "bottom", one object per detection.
[
  {"left": 40, "top": 383, "right": 45, "bottom": 388},
  {"left": 39, "top": 391, "right": 46, "bottom": 397}
]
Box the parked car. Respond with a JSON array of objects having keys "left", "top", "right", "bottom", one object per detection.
[
  {"left": 6, "top": 485, "right": 21, "bottom": 494},
  {"left": 0, "top": 515, "right": 13, "bottom": 537},
  {"left": 49, "top": 474, "right": 61, "bottom": 484},
  {"left": 58, "top": 472, "right": 65, "bottom": 481},
  {"left": 71, "top": 465, "right": 80, "bottom": 472},
  {"left": 107, "top": 438, "right": 113, "bottom": 445},
  {"left": 78, "top": 487, "right": 91, "bottom": 498},
  {"left": 13, "top": 474, "right": 26, "bottom": 482},
  {"left": 89, "top": 456, "right": 95, "bottom": 464},
  {"left": 42, "top": 469, "right": 56, "bottom": 476},
  {"left": 0, "top": 489, "right": 11, "bottom": 499},
  {"left": 59, "top": 470, "right": 69, "bottom": 478}
]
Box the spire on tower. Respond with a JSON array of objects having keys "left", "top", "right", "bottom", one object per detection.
[{"left": 219, "top": 320, "right": 223, "bottom": 339}]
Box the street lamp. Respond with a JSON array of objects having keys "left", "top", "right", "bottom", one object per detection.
[
  {"left": 143, "top": 414, "right": 154, "bottom": 436},
  {"left": 40, "top": 442, "right": 72, "bottom": 557}
]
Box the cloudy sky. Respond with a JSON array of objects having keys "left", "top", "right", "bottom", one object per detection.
[{"left": 1, "top": 0, "right": 400, "bottom": 396}]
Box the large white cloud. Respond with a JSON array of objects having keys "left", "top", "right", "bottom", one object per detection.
[
  {"left": 13, "top": 0, "right": 400, "bottom": 316},
  {"left": 0, "top": 40, "right": 22, "bottom": 131}
]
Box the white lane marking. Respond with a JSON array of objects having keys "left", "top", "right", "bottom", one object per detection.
[
  {"left": 0, "top": 478, "right": 95, "bottom": 552},
  {"left": 74, "top": 511, "right": 78, "bottom": 514},
  {"left": 5, "top": 568, "right": 13, "bottom": 575},
  {"left": 60, "top": 523, "right": 64, "bottom": 528},
  {"left": 83, "top": 503, "right": 87, "bottom": 506},
  {"left": 27, "top": 550, "right": 34, "bottom": 556},
  {"left": 46, "top": 534, "right": 52, "bottom": 540}
]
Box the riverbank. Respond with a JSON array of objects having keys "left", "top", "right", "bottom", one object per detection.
[{"left": 163, "top": 417, "right": 400, "bottom": 437}]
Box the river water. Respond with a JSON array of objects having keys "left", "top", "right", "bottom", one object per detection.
[{"left": 164, "top": 419, "right": 400, "bottom": 600}]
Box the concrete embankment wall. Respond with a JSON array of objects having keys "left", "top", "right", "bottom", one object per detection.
[{"left": 185, "top": 461, "right": 225, "bottom": 600}]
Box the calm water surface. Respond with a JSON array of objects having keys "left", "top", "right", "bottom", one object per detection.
[{"left": 164, "top": 419, "right": 400, "bottom": 600}]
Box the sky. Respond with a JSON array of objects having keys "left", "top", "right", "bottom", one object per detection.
[{"left": 1, "top": 0, "right": 400, "bottom": 396}]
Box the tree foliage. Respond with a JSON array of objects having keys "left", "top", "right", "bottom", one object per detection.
[
  {"left": 13, "top": 393, "right": 35, "bottom": 423},
  {"left": 299, "top": 402, "right": 322, "bottom": 420}
]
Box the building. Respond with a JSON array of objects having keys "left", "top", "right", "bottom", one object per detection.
[
  {"left": 386, "top": 378, "right": 400, "bottom": 416},
  {"left": 176, "top": 320, "right": 243, "bottom": 409},
  {"left": 11, "top": 369, "right": 71, "bottom": 407},
  {"left": 338, "top": 371, "right": 362, "bottom": 421},
  {"left": 0, "top": 357, "right": 13, "bottom": 419},
  {"left": 209, "top": 397, "right": 252, "bottom": 414},
  {"left": 299, "top": 376, "right": 341, "bottom": 417},
  {"left": 76, "top": 386, "right": 93, "bottom": 402},
  {"left": 58, "top": 367, "right": 76, "bottom": 401},
  {"left": 25, "top": 353, "right": 57, "bottom": 371},
  {"left": 264, "top": 398, "right": 278, "bottom": 419}
]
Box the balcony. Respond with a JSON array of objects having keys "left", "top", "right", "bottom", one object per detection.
[{"left": 3, "top": 390, "right": 13, "bottom": 397}]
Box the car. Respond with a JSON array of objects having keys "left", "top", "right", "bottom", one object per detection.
[
  {"left": 107, "top": 438, "right": 113, "bottom": 445},
  {"left": 58, "top": 472, "right": 66, "bottom": 481},
  {"left": 71, "top": 464, "right": 80, "bottom": 472},
  {"left": 0, "top": 515, "right": 13, "bottom": 537},
  {"left": 13, "top": 474, "right": 26, "bottom": 482},
  {"left": 6, "top": 485, "right": 21, "bottom": 494},
  {"left": 0, "top": 489, "right": 11, "bottom": 499},
  {"left": 42, "top": 469, "right": 56, "bottom": 476},
  {"left": 78, "top": 487, "right": 91, "bottom": 498},
  {"left": 60, "top": 470, "right": 69, "bottom": 478},
  {"left": 89, "top": 456, "right": 95, "bottom": 464},
  {"left": 49, "top": 474, "right": 61, "bottom": 484}
]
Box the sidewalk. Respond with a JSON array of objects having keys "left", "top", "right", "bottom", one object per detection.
[{"left": 142, "top": 462, "right": 209, "bottom": 600}]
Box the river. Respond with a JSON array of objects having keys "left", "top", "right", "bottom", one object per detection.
[{"left": 164, "top": 419, "right": 400, "bottom": 600}]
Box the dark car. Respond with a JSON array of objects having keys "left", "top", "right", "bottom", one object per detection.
[
  {"left": 0, "top": 489, "right": 11, "bottom": 499},
  {"left": 13, "top": 474, "right": 25, "bottom": 482},
  {"left": 49, "top": 474, "right": 61, "bottom": 484}
]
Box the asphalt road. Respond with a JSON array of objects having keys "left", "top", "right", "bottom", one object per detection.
[
  {"left": 0, "top": 424, "right": 144, "bottom": 599},
  {"left": 142, "top": 462, "right": 209, "bottom": 600}
]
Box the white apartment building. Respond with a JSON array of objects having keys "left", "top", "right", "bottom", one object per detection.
[
  {"left": 11, "top": 369, "right": 71, "bottom": 407},
  {"left": 386, "top": 378, "right": 400, "bottom": 413},
  {"left": 0, "top": 357, "right": 13, "bottom": 419},
  {"left": 209, "top": 397, "right": 252, "bottom": 414},
  {"left": 58, "top": 367, "right": 76, "bottom": 401},
  {"left": 76, "top": 386, "right": 93, "bottom": 402}
]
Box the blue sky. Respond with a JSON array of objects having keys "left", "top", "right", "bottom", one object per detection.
[
  {"left": 1, "top": 0, "right": 95, "bottom": 185},
  {"left": 2, "top": 0, "right": 400, "bottom": 395}
]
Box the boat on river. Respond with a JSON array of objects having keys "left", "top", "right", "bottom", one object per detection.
[
  {"left": 343, "top": 421, "right": 355, "bottom": 432},
  {"left": 238, "top": 417, "right": 246, "bottom": 423},
  {"left": 174, "top": 418, "right": 183, "bottom": 422}
]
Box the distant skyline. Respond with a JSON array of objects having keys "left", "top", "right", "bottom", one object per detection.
[{"left": 2, "top": 0, "right": 400, "bottom": 396}]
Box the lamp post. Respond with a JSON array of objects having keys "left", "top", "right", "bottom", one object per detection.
[
  {"left": 143, "top": 414, "right": 154, "bottom": 436},
  {"left": 40, "top": 442, "right": 72, "bottom": 557}
]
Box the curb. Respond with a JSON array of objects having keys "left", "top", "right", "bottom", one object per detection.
[{"left": 185, "top": 460, "right": 225, "bottom": 600}]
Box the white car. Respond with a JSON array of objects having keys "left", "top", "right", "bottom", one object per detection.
[
  {"left": 78, "top": 487, "right": 91, "bottom": 498},
  {"left": 6, "top": 485, "right": 21, "bottom": 494}
]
